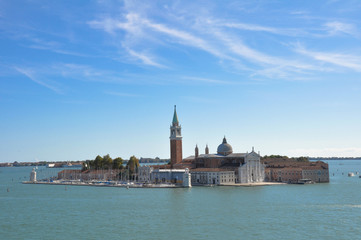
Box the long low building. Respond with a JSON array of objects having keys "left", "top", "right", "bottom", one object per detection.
[
  {"left": 58, "top": 169, "right": 121, "bottom": 181},
  {"left": 264, "top": 160, "right": 329, "bottom": 183},
  {"left": 190, "top": 168, "right": 235, "bottom": 185}
]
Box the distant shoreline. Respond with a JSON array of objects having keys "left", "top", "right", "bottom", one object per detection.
[
  {"left": 2, "top": 158, "right": 361, "bottom": 167},
  {"left": 309, "top": 158, "right": 361, "bottom": 160}
]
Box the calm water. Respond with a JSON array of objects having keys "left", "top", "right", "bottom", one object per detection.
[{"left": 1, "top": 160, "right": 361, "bottom": 240}]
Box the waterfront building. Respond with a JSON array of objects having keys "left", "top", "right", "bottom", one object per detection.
[
  {"left": 150, "top": 168, "right": 186, "bottom": 184},
  {"left": 138, "top": 165, "right": 153, "bottom": 183},
  {"left": 301, "top": 163, "right": 329, "bottom": 183},
  {"left": 190, "top": 140, "right": 264, "bottom": 184},
  {"left": 58, "top": 169, "right": 121, "bottom": 181},
  {"left": 238, "top": 149, "right": 265, "bottom": 183},
  {"left": 191, "top": 168, "right": 235, "bottom": 185},
  {"left": 264, "top": 160, "right": 329, "bottom": 183}
]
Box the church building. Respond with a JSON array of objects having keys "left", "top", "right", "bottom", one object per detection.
[{"left": 138, "top": 106, "right": 265, "bottom": 185}]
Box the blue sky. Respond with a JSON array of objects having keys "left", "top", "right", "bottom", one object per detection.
[{"left": 1, "top": 0, "right": 361, "bottom": 162}]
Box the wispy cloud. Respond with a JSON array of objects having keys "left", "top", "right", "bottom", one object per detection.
[
  {"left": 221, "top": 22, "right": 279, "bottom": 33},
  {"left": 7, "top": 31, "right": 90, "bottom": 57},
  {"left": 52, "top": 63, "right": 130, "bottom": 83},
  {"left": 14, "top": 67, "right": 63, "bottom": 94},
  {"left": 126, "top": 48, "right": 165, "bottom": 68},
  {"left": 89, "top": 13, "right": 228, "bottom": 61},
  {"left": 181, "top": 76, "right": 236, "bottom": 85},
  {"left": 86, "top": 1, "right": 361, "bottom": 80},
  {"left": 295, "top": 44, "right": 361, "bottom": 72},
  {"left": 324, "top": 21, "right": 358, "bottom": 36}
]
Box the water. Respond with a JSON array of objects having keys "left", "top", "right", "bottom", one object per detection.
[{"left": 1, "top": 160, "right": 361, "bottom": 240}]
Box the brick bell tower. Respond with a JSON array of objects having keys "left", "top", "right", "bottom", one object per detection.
[{"left": 170, "top": 105, "right": 182, "bottom": 168}]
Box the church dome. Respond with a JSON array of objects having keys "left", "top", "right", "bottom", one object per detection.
[{"left": 217, "top": 137, "right": 233, "bottom": 156}]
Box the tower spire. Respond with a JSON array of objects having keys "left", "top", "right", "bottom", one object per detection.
[
  {"left": 195, "top": 144, "right": 199, "bottom": 158},
  {"left": 172, "top": 105, "right": 179, "bottom": 126}
]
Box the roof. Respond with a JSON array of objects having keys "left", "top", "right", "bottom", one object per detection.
[
  {"left": 196, "top": 153, "right": 246, "bottom": 158},
  {"left": 172, "top": 105, "right": 179, "bottom": 125},
  {"left": 154, "top": 169, "right": 187, "bottom": 173},
  {"left": 217, "top": 137, "right": 233, "bottom": 155},
  {"left": 190, "top": 168, "right": 235, "bottom": 173}
]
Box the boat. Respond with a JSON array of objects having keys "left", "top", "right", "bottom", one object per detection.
[
  {"left": 348, "top": 172, "right": 355, "bottom": 177},
  {"left": 297, "top": 179, "right": 314, "bottom": 184}
]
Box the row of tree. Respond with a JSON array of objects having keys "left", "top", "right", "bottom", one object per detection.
[
  {"left": 262, "top": 155, "right": 309, "bottom": 162},
  {"left": 82, "top": 154, "right": 140, "bottom": 176}
]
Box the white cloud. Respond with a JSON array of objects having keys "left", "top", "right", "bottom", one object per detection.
[
  {"left": 181, "top": 76, "right": 236, "bottom": 85},
  {"left": 295, "top": 45, "right": 361, "bottom": 72},
  {"left": 87, "top": 2, "right": 361, "bottom": 80},
  {"left": 14, "top": 67, "right": 63, "bottom": 94},
  {"left": 324, "top": 21, "right": 357, "bottom": 36},
  {"left": 126, "top": 48, "right": 165, "bottom": 68}
]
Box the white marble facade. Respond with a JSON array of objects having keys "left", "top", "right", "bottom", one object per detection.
[{"left": 238, "top": 150, "right": 265, "bottom": 183}]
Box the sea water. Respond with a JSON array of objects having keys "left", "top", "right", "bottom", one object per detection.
[{"left": 1, "top": 160, "right": 361, "bottom": 240}]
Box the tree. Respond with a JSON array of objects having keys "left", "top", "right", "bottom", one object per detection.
[
  {"left": 126, "top": 155, "right": 139, "bottom": 180},
  {"left": 296, "top": 157, "right": 309, "bottom": 162},
  {"left": 103, "top": 154, "right": 113, "bottom": 169},
  {"left": 94, "top": 155, "right": 104, "bottom": 170},
  {"left": 113, "top": 157, "right": 124, "bottom": 170}
]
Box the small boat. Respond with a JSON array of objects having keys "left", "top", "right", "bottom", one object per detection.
[
  {"left": 297, "top": 179, "right": 314, "bottom": 184},
  {"left": 348, "top": 172, "right": 355, "bottom": 177}
]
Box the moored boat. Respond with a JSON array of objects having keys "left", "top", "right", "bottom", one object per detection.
[{"left": 297, "top": 179, "right": 314, "bottom": 184}]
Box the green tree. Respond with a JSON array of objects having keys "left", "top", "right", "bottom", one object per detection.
[
  {"left": 296, "top": 156, "right": 309, "bottom": 162},
  {"left": 94, "top": 155, "right": 104, "bottom": 170},
  {"left": 103, "top": 154, "right": 113, "bottom": 169},
  {"left": 126, "top": 156, "right": 139, "bottom": 180},
  {"left": 113, "top": 157, "right": 124, "bottom": 170}
]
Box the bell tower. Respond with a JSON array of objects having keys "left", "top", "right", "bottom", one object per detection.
[{"left": 170, "top": 105, "right": 182, "bottom": 168}]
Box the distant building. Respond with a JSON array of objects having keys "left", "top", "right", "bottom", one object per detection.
[
  {"left": 138, "top": 165, "right": 153, "bottom": 183},
  {"left": 239, "top": 150, "right": 265, "bottom": 183},
  {"left": 264, "top": 159, "right": 329, "bottom": 183},
  {"left": 191, "top": 168, "right": 235, "bottom": 185},
  {"left": 58, "top": 169, "right": 121, "bottom": 181}
]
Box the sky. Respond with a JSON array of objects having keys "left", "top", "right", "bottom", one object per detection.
[{"left": 1, "top": 0, "right": 361, "bottom": 162}]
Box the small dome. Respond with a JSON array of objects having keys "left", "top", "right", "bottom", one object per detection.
[{"left": 217, "top": 137, "right": 233, "bottom": 156}]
